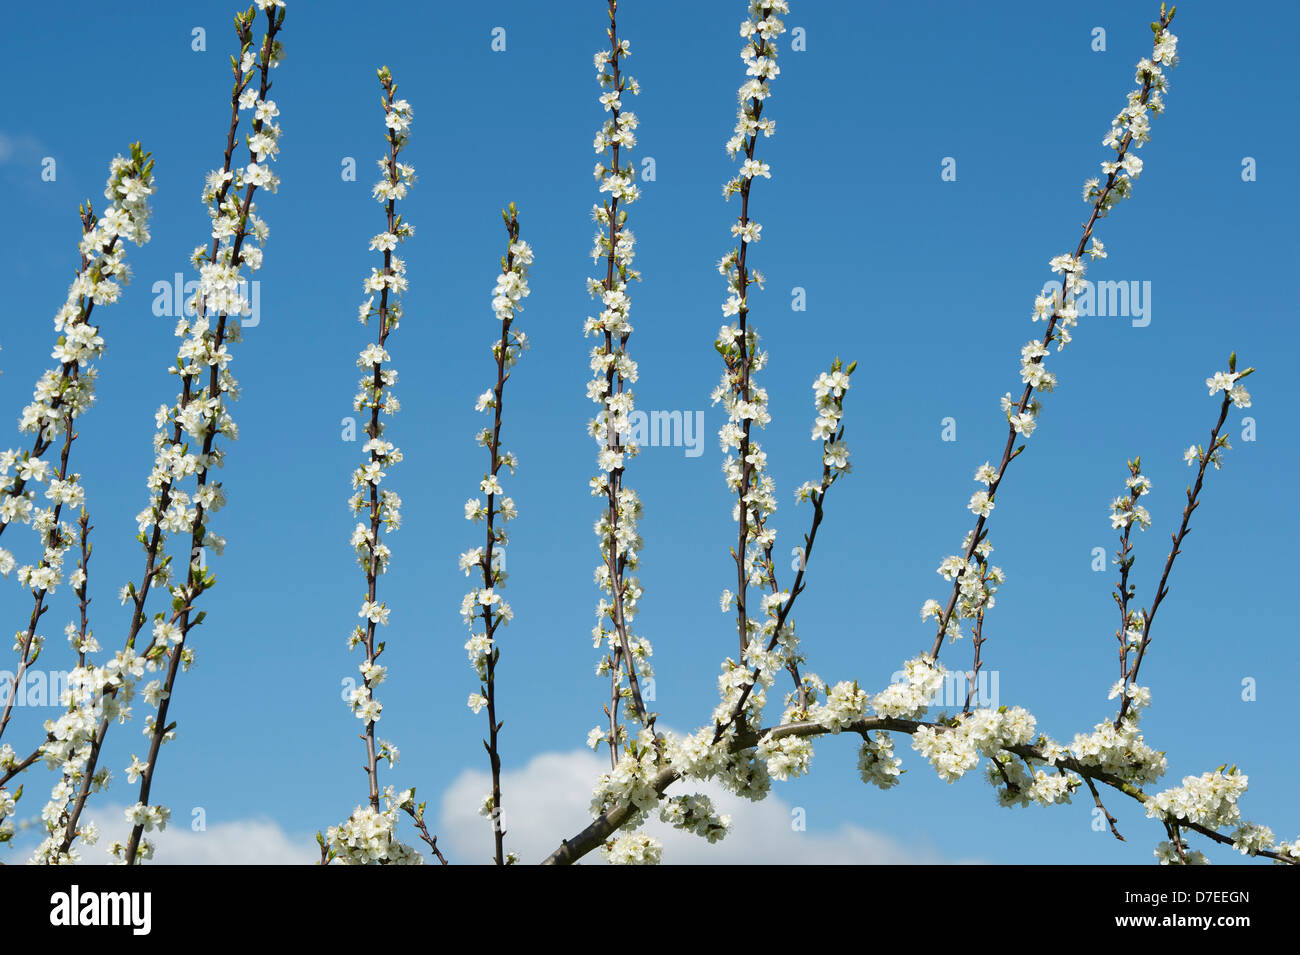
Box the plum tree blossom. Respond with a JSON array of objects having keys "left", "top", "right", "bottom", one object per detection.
[{"left": 2, "top": 0, "right": 1294, "bottom": 871}]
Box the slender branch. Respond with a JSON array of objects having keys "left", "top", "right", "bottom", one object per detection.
[
  {"left": 927, "top": 5, "right": 1177, "bottom": 664},
  {"left": 590, "top": 0, "right": 652, "bottom": 754},
  {"left": 322, "top": 64, "right": 427, "bottom": 866},
  {"left": 1083, "top": 772, "right": 1126, "bottom": 842},
  {"left": 962, "top": 602, "right": 987, "bottom": 715},
  {"left": 1112, "top": 461, "right": 1145, "bottom": 682},
  {"left": 402, "top": 803, "right": 449, "bottom": 865},
  {"left": 479, "top": 211, "right": 523, "bottom": 866},
  {"left": 724, "top": 22, "right": 777, "bottom": 663},
  {"left": 1116, "top": 365, "right": 1248, "bottom": 726}
]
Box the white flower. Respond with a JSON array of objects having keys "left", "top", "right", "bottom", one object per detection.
[{"left": 602, "top": 832, "right": 662, "bottom": 865}]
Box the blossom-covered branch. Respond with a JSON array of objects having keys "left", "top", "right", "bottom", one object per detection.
[
  {"left": 1114, "top": 358, "right": 1253, "bottom": 727},
  {"left": 562, "top": 0, "right": 868, "bottom": 866},
  {"left": 713, "top": 0, "right": 786, "bottom": 668},
  {"left": 586, "top": 0, "right": 654, "bottom": 763},
  {"left": 0, "top": 147, "right": 156, "bottom": 845},
  {"left": 324, "top": 65, "right": 425, "bottom": 866},
  {"left": 18, "top": 0, "right": 288, "bottom": 866},
  {"left": 708, "top": 0, "right": 854, "bottom": 759},
  {"left": 0, "top": 147, "right": 153, "bottom": 553},
  {"left": 549, "top": 356, "right": 1286, "bottom": 866},
  {"left": 542, "top": 2, "right": 1295, "bottom": 868},
  {"left": 462, "top": 205, "right": 532, "bottom": 866},
  {"left": 119, "top": 0, "right": 287, "bottom": 865},
  {"left": 548, "top": 616, "right": 1298, "bottom": 866},
  {"left": 712, "top": 361, "right": 854, "bottom": 743},
  {"left": 0, "top": 147, "right": 154, "bottom": 762},
  {"left": 922, "top": 5, "right": 1180, "bottom": 672}
]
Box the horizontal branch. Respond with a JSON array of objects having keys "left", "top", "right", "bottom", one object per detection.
[{"left": 543, "top": 713, "right": 1292, "bottom": 866}]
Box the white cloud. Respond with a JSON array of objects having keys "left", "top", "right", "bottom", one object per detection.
[
  {"left": 11, "top": 803, "right": 317, "bottom": 865},
  {"left": 0, "top": 132, "right": 42, "bottom": 164},
  {"left": 439, "top": 748, "right": 972, "bottom": 865}
]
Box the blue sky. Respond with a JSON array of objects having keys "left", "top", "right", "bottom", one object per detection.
[{"left": 1, "top": 0, "right": 1297, "bottom": 864}]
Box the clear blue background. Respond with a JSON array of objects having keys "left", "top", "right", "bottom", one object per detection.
[{"left": 1, "top": 0, "right": 1296, "bottom": 864}]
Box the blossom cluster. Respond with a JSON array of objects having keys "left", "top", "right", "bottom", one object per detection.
[
  {"left": 659, "top": 793, "right": 730, "bottom": 843},
  {"left": 1205, "top": 369, "right": 1251, "bottom": 409},
  {"left": 858, "top": 732, "right": 903, "bottom": 790},
  {"left": 922, "top": 487, "right": 1006, "bottom": 646},
  {"left": 807, "top": 679, "right": 868, "bottom": 735},
  {"left": 874, "top": 663, "right": 1160, "bottom": 816},
  {"left": 1154, "top": 840, "right": 1208, "bottom": 865},
  {"left": 1110, "top": 458, "right": 1153, "bottom": 532},
  {"left": 1110, "top": 457, "right": 1150, "bottom": 689},
  {"left": 1148, "top": 767, "right": 1284, "bottom": 864},
  {"left": 872, "top": 656, "right": 945, "bottom": 720},
  {"left": 833, "top": 658, "right": 1064, "bottom": 802},
  {"left": 1064, "top": 704, "right": 1166, "bottom": 786},
  {"left": 1084, "top": 20, "right": 1178, "bottom": 216},
  {"left": 326, "top": 787, "right": 423, "bottom": 865},
  {"left": 601, "top": 831, "right": 662, "bottom": 865},
  {"left": 796, "top": 366, "right": 853, "bottom": 499},
  {"left": 107, "top": 801, "right": 170, "bottom": 863},
  {"left": 1184, "top": 366, "right": 1252, "bottom": 470},
  {"left": 1147, "top": 768, "right": 1248, "bottom": 831},
  {"left": 589, "top": 726, "right": 760, "bottom": 862},
  {"left": 841, "top": 655, "right": 1164, "bottom": 814},
  {"left": 590, "top": 729, "right": 663, "bottom": 825},
  {"left": 1228, "top": 823, "right": 1300, "bottom": 866},
  {"left": 25, "top": 647, "right": 149, "bottom": 863}
]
